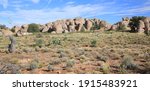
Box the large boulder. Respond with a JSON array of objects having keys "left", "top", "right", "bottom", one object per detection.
[
  {"left": 143, "top": 17, "right": 150, "bottom": 31},
  {"left": 99, "top": 21, "right": 112, "bottom": 31},
  {"left": 111, "top": 17, "right": 130, "bottom": 31},
  {"left": 16, "top": 24, "right": 32, "bottom": 36},
  {"left": 65, "top": 19, "right": 76, "bottom": 32},
  {"left": 21, "top": 24, "right": 28, "bottom": 32},
  {"left": 52, "top": 22, "right": 64, "bottom": 33},
  {"left": 110, "top": 25, "right": 118, "bottom": 30},
  {"left": 85, "top": 19, "right": 93, "bottom": 31},
  {"left": 41, "top": 23, "right": 53, "bottom": 33},
  {"left": 11, "top": 26, "right": 21, "bottom": 33},
  {"left": 74, "top": 17, "right": 85, "bottom": 32},
  {"left": 137, "top": 20, "right": 145, "bottom": 33}
]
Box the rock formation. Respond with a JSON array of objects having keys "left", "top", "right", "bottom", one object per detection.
[{"left": 8, "top": 35, "right": 16, "bottom": 53}]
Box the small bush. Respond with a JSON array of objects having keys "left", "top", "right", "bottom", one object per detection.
[
  {"left": 65, "top": 60, "right": 75, "bottom": 68},
  {"left": 47, "top": 64, "right": 54, "bottom": 71},
  {"left": 90, "top": 39, "right": 97, "bottom": 47},
  {"left": 144, "top": 53, "right": 150, "bottom": 62},
  {"left": 35, "top": 39, "right": 45, "bottom": 48},
  {"left": 120, "top": 55, "right": 137, "bottom": 70},
  {"left": 101, "top": 63, "right": 110, "bottom": 74},
  {"left": 50, "top": 38, "right": 61, "bottom": 45},
  {"left": 29, "top": 59, "right": 39, "bottom": 70},
  {"left": 50, "top": 59, "right": 61, "bottom": 65}
]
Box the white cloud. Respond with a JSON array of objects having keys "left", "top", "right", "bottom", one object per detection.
[
  {"left": 0, "top": 4, "right": 105, "bottom": 26},
  {"left": 0, "top": 0, "right": 8, "bottom": 8},
  {"left": 31, "top": 0, "right": 40, "bottom": 3}
]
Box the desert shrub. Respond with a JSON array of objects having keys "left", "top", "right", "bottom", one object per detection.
[
  {"left": 90, "top": 39, "right": 97, "bottom": 47},
  {"left": 47, "top": 64, "right": 54, "bottom": 71},
  {"left": 35, "top": 39, "right": 45, "bottom": 48},
  {"left": 129, "top": 16, "right": 146, "bottom": 32},
  {"left": 50, "top": 59, "right": 61, "bottom": 65},
  {"left": 36, "top": 33, "right": 43, "bottom": 38},
  {"left": 101, "top": 63, "right": 110, "bottom": 74},
  {"left": 29, "top": 59, "right": 39, "bottom": 70},
  {"left": 0, "top": 63, "right": 20, "bottom": 74},
  {"left": 120, "top": 55, "right": 137, "bottom": 70},
  {"left": 145, "top": 62, "right": 150, "bottom": 73},
  {"left": 97, "top": 55, "right": 109, "bottom": 62},
  {"left": 146, "top": 30, "right": 150, "bottom": 36},
  {"left": 27, "top": 23, "right": 40, "bottom": 33},
  {"left": 65, "top": 59, "right": 75, "bottom": 68},
  {"left": 144, "top": 52, "right": 150, "bottom": 62},
  {"left": 50, "top": 38, "right": 61, "bottom": 45},
  {"left": 91, "top": 23, "right": 100, "bottom": 30}
]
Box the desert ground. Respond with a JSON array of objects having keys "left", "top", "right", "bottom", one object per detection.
[{"left": 0, "top": 31, "right": 150, "bottom": 74}]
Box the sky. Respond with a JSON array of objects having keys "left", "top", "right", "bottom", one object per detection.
[{"left": 0, "top": 0, "right": 150, "bottom": 28}]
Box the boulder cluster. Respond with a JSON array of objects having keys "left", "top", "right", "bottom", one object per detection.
[
  {"left": 138, "top": 17, "right": 150, "bottom": 33},
  {"left": 0, "top": 17, "right": 150, "bottom": 36},
  {"left": 39, "top": 17, "right": 112, "bottom": 33}
]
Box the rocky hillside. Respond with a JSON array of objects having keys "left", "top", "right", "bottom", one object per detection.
[{"left": 0, "top": 16, "right": 149, "bottom": 37}]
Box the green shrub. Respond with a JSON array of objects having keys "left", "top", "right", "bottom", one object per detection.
[
  {"left": 50, "top": 38, "right": 61, "bottom": 45},
  {"left": 27, "top": 23, "right": 40, "bottom": 33},
  {"left": 35, "top": 39, "right": 44, "bottom": 48},
  {"left": 90, "top": 39, "right": 97, "bottom": 47}
]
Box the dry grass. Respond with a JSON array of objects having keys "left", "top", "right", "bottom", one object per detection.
[{"left": 0, "top": 31, "right": 150, "bottom": 74}]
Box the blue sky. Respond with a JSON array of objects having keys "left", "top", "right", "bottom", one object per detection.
[{"left": 0, "top": 0, "right": 150, "bottom": 27}]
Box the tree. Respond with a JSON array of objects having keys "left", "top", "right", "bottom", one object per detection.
[
  {"left": 129, "top": 16, "right": 146, "bottom": 32},
  {"left": 27, "top": 23, "right": 40, "bottom": 33},
  {"left": 0, "top": 24, "right": 8, "bottom": 29}
]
